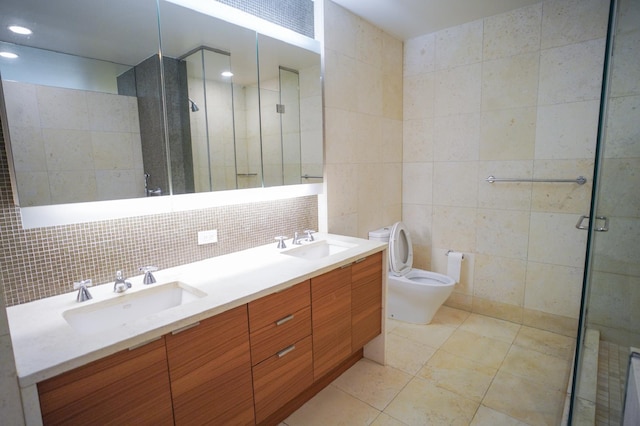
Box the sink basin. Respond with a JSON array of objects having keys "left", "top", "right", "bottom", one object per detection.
[
  {"left": 63, "top": 281, "right": 206, "bottom": 334},
  {"left": 281, "top": 239, "right": 356, "bottom": 260}
]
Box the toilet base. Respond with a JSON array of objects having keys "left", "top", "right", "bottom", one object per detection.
[
  {"left": 387, "top": 297, "right": 443, "bottom": 324},
  {"left": 387, "top": 272, "right": 455, "bottom": 325}
]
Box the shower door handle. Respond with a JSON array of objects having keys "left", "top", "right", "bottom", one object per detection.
[
  {"left": 596, "top": 216, "right": 609, "bottom": 232},
  {"left": 575, "top": 215, "right": 609, "bottom": 232}
]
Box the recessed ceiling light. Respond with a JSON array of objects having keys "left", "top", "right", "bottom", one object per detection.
[
  {"left": 0, "top": 52, "right": 19, "bottom": 59},
  {"left": 221, "top": 71, "right": 233, "bottom": 77},
  {"left": 8, "top": 25, "right": 32, "bottom": 35}
]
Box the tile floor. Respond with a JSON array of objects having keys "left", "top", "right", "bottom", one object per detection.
[
  {"left": 283, "top": 306, "right": 576, "bottom": 426},
  {"left": 596, "top": 341, "right": 628, "bottom": 425}
]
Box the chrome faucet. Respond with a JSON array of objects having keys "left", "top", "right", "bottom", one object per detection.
[
  {"left": 275, "top": 236, "right": 287, "bottom": 249},
  {"left": 113, "top": 270, "right": 132, "bottom": 293},
  {"left": 292, "top": 231, "right": 302, "bottom": 245},
  {"left": 140, "top": 266, "right": 158, "bottom": 285},
  {"left": 74, "top": 279, "right": 93, "bottom": 302},
  {"left": 292, "top": 230, "right": 316, "bottom": 245}
]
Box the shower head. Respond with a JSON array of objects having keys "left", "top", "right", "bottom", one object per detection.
[{"left": 188, "top": 98, "right": 199, "bottom": 112}]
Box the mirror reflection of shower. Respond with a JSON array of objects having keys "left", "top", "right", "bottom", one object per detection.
[
  {"left": 279, "top": 67, "right": 302, "bottom": 185},
  {"left": 144, "top": 173, "right": 162, "bottom": 196},
  {"left": 183, "top": 47, "right": 261, "bottom": 192},
  {"left": 260, "top": 66, "right": 301, "bottom": 187}
]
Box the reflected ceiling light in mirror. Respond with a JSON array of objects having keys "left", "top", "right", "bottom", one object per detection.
[
  {"left": 8, "top": 25, "right": 33, "bottom": 35},
  {"left": 0, "top": 52, "right": 18, "bottom": 59},
  {"left": 221, "top": 71, "right": 233, "bottom": 77}
]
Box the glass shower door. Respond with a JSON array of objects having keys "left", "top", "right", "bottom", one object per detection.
[{"left": 570, "top": 0, "right": 640, "bottom": 423}]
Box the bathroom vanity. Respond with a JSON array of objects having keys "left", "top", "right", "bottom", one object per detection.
[{"left": 7, "top": 234, "right": 387, "bottom": 425}]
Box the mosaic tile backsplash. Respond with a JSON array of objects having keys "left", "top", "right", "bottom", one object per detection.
[{"left": 0, "top": 116, "right": 318, "bottom": 306}]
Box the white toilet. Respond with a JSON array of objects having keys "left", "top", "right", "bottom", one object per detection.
[{"left": 369, "top": 222, "right": 456, "bottom": 324}]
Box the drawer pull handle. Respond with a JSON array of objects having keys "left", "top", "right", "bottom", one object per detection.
[
  {"left": 171, "top": 322, "right": 200, "bottom": 335},
  {"left": 277, "top": 345, "right": 296, "bottom": 358},
  {"left": 276, "top": 314, "right": 294, "bottom": 326},
  {"left": 340, "top": 263, "right": 352, "bottom": 269},
  {"left": 128, "top": 336, "right": 161, "bottom": 351},
  {"left": 355, "top": 257, "right": 367, "bottom": 263}
]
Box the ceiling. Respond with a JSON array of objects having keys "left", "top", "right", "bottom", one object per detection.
[{"left": 330, "top": 0, "right": 541, "bottom": 40}]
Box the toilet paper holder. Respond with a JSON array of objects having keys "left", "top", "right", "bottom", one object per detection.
[{"left": 445, "top": 250, "right": 464, "bottom": 260}]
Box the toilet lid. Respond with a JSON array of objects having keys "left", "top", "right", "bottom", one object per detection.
[{"left": 389, "top": 221, "right": 413, "bottom": 276}]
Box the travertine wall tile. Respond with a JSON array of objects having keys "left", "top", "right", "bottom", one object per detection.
[
  {"left": 435, "top": 20, "right": 483, "bottom": 70},
  {"left": 483, "top": 4, "right": 543, "bottom": 60},
  {"left": 321, "top": 5, "right": 404, "bottom": 241},
  {"left": 402, "top": 0, "right": 609, "bottom": 331},
  {"left": 541, "top": 0, "right": 610, "bottom": 49}
]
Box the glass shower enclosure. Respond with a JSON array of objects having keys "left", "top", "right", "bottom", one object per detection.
[{"left": 569, "top": 0, "right": 640, "bottom": 423}]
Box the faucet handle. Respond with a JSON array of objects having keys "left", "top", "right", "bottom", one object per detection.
[
  {"left": 275, "top": 236, "right": 287, "bottom": 249},
  {"left": 74, "top": 279, "right": 92, "bottom": 290},
  {"left": 114, "top": 270, "right": 132, "bottom": 293},
  {"left": 140, "top": 266, "right": 158, "bottom": 285},
  {"left": 74, "top": 279, "right": 93, "bottom": 302},
  {"left": 304, "top": 230, "right": 316, "bottom": 241}
]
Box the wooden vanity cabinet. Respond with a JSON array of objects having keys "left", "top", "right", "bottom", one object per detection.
[
  {"left": 38, "top": 338, "right": 173, "bottom": 426},
  {"left": 351, "top": 252, "right": 383, "bottom": 350},
  {"left": 165, "top": 305, "right": 255, "bottom": 426},
  {"left": 248, "top": 281, "right": 313, "bottom": 424},
  {"left": 311, "top": 265, "right": 352, "bottom": 380},
  {"left": 36, "top": 250, "right": 384, "bottom": 425}
]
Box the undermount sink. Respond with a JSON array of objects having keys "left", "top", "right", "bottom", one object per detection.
[
  {"left": 63, "top": 281, "right": 206, "bottom": 334},
  {"left": 281, "top": 239, "right": 356, "bottom": 260}
]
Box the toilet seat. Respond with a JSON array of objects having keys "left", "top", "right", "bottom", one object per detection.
[{"left": 389, "top": 221, "right": 413, "bottom": 276}]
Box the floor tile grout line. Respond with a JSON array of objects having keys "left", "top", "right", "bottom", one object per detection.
[{"left": 285, "top": 309, "right": 573, "bottom": 425}]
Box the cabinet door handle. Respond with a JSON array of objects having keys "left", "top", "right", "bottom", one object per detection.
[
  {"left": 275, "top": 314, "right": 294, "bottom": 326},
  {"left": 340, "top": 263, "right": 352, "bottom": 269},
  {"left": 171, "top": 322, "right": 200, "bottom": 335},
  {"left": 355, "top": 257, "right": 367, "bottom": 263},
  {"left": 277, "top": 344, "right": 296, "bottom": 358},
  {"left": 128, "top": 336, "right": 161, "bottom": 351}
]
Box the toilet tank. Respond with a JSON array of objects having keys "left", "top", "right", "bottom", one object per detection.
[{"left": 368, "top": 226, "right": 390, "bottom": 242}]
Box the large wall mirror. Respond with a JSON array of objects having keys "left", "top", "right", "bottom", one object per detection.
[{"left": 0, "top": 0, "right": 323, "bottom": 213}]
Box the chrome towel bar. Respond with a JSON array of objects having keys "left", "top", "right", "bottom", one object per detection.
[
  {"left": 301, "top": 174, "right": 322, "bottom": 179},
  {"left": 485, "top": 175, "right": 587, "bottom": 185}
]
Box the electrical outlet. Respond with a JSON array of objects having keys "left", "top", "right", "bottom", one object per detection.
[{"left": 198, "top": 229, "right": 218, "bottom": 245}]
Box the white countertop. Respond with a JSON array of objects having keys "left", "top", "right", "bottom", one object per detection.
[{"left": 7, "top": 233, "right": 386, "bottom": 388}]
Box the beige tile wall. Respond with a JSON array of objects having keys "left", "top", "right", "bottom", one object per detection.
[
  {"left": 402, "top": 0, "right": 610, "bottom": 336},
  {"left": 323, "top": 0, "right": 403, "bottom": 238}
]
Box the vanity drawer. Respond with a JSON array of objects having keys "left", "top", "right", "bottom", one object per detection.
[
  {"left": 352, "top": 252, "right": 383, "bottom": 350},
  {"left": 351, "top": 252, "right": 383, "bottom": 287},
  {"left": 248, "top": 280, "right": 310, "bottom": 332},
  {"left": 250, "top": 305, "right": 311, "bottom": 365},
  {"left": 252, "top": 335, "right": 313, "bottom": 424}
]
